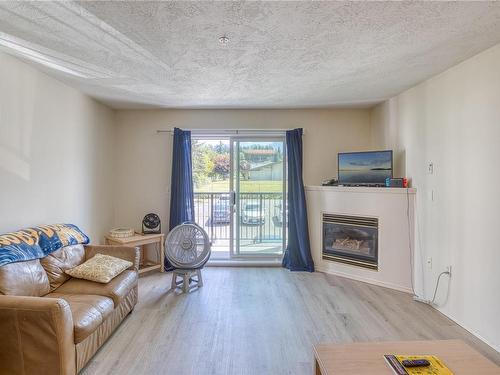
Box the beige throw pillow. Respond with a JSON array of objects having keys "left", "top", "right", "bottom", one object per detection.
[{"left": 65, "top": 253, "right": 133, "bottom": 283}]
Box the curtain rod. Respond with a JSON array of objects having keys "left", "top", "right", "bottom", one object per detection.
[{"left": 156, "top": 128, "right": 304, "bottom": 134}]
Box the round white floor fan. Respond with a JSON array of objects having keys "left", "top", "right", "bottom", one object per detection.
[{"left": 165, "top": 223, "right": 211, "bottom": 293}]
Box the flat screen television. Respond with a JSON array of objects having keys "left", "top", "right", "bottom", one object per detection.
[{"left": 338, "top": 150, "right": 393, "bottom": 186}]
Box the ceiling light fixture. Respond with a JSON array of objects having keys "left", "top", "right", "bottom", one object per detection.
[{"left": 218, "top": 36, "right": 229, "bottom": 45}]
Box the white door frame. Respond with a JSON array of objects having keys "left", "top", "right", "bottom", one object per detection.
[{"left": 191, "top": 133, "right": 287, "bottom": 261}]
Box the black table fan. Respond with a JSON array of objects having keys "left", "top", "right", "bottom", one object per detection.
[{"left": 142, "top": 213, "right": 161, "bottom": 234}]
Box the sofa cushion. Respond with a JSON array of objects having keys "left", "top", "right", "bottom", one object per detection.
[
  {"left": 40, "top": 244, "right": 85, "bottom": 291},
  {"left": 65, "top": 253, "right": 133, "bottom": 284},
  {"left": 46, "top": 293, "right": 114, "bottom": 343},
  {"left": 0, "top": 259, "right": 50, "bottom": 296},
  {"left": 55, "top": 270, "right": 138, "bottom": 307}
]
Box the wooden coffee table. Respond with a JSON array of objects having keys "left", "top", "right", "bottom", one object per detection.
[{"left": 313, "top": 340, "right": 499, "bottom": 374}]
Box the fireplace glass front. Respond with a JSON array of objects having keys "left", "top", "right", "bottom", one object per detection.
[{"left": 322, "top": 214, "right": 378, "bottom": 270}]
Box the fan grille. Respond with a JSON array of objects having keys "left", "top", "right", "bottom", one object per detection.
[
  {"left": 165, "top": 224, "right": 210, "bottom": 269},
  {"left": 143, "top": 213, "right": 160, "bottom": 229}
]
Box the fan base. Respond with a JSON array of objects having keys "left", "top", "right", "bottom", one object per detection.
[{"left": 168, "top": 268, "right": 203, "bottom": 294}]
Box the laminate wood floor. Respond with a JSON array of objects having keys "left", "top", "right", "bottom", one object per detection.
[{"left": 81, "top": 268, "right": 500, "bottom": 375}]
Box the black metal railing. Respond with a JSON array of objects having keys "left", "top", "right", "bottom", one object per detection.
[{"left": 193, "top": 192, "right": 285, "bottom": 245}]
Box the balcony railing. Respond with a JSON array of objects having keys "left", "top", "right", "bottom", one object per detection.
[{"left": 193, "top": 192, "right": 285, "bottom": 245}]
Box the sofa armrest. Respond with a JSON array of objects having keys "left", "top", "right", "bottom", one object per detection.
[
  {"left": 84, "top": 245, "right": 140, "bottom": 271},
  {"left": 0, "top": 295, "right": 76, "bottom": 375}
]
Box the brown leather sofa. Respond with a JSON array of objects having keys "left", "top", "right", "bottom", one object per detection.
[{"left": 0, "top": 244, "right": 140, "bottom": 374}]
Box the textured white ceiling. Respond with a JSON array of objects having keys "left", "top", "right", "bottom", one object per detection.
[{"left": 1, "top": 1, "right": 500, "bottom": 109}]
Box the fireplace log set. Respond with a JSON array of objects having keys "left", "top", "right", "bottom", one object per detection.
[{"left": 333, "top": 238, "right": 363, "bottom": 250}]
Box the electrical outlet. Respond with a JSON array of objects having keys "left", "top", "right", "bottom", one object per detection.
[
  {"left": 427, "top": 257, "right": 432, "bottom": 269},
  {"left": 446, "top": 265, "right": 452, "bottom": 277},
  {"left": 428, "top": 162, "right": 434, "bottom": 174}
]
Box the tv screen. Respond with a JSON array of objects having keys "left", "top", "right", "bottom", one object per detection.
[{"left": 338, "top": 150, "right": 393, "bottom": 185}]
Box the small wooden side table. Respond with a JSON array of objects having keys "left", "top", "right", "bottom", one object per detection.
[
  {"left": 105, "top": 233, "right": 165, "bottom": 274},
  {"left": 313, "top": 340, "right": 499, "bottom": 375}
]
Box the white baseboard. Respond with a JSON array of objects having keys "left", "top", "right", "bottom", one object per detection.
[
  {"left": 436, "top": 310, "right": 500, "bottom": 354},
  {"left": 207, "top": 259, "right": 282, "bottom": 267},
  {"left": 315, "top": 265, "right": 413, "bottom": 294}
]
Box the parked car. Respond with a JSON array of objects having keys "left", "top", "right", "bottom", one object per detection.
[
  {"left": 212, "top": 195, "right": 231, "bottom": 224},
  {"left": 241, "top": 203, "right": 265, "bottom": 225}
]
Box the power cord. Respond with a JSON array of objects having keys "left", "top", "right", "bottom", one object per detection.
[
  {"left": 406, "top": 187, "right": 416, "bottom": 295},
  {"left": 430, "top": 270, "right": 451, "bottom": 305},
  {"left": 407, "top": 187, "right": 451, "bottom": 306}
]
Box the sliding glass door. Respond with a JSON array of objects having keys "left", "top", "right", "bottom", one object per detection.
[
  {"left": 231, "top": 138, "right": 286, "bottom": 258},
  {"left": 192, "top": 135, "right": 286, "bottom": 260},
  {"left": 192, "top": 138, "right": 232, "bottom": 259}
]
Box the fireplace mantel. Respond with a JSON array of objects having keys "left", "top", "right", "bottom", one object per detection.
[
  {"left": 306, "top": 185, "right": 416, "bottom": 194},
  {"left": 305, "top": 185, "right": 416, "bottom": 293}
]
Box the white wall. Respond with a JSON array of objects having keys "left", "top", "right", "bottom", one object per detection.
[
  {"left": 113, "top": 109, "right": 371, "bottom": 231},
  {"left": 370, "top": 43, "right": 500, "bottom": 351},
  {"left": 0, "top": 51, "right": 116, "bottom": 242}
]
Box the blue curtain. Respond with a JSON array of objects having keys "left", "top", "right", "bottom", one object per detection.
[
  {"left": 282, "top": 128, "right": 314, "bottom": 272},
  {"left": 166, "top": 128, "right": 195, "bottom": 271}
]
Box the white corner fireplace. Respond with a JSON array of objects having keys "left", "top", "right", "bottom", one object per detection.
[{"left": 306, "top": 186, "right": 416, "bottom": 293}]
